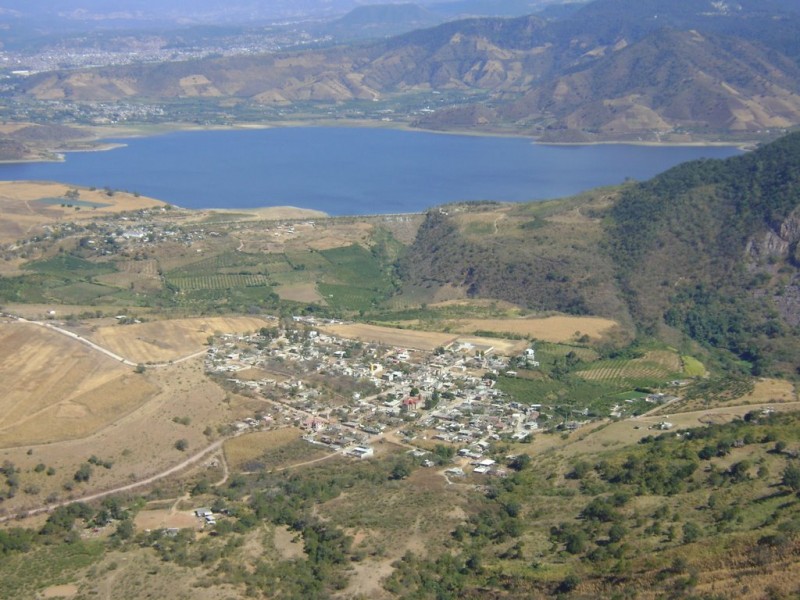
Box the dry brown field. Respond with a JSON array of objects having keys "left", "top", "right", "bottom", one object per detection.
[
  {"left": 275, "top": 282, "right": 326, "bottom": 304},
  {"left": 0, "top": 349, "right": 253, "bottom": 518},
  {"left": 134, "top": 509, "right": 202, "bottom": 532},
  {"left": 0, "top": 322, "right": 155, "bottom": 447},
  {"left": 87, "top": 316, "right": 270, "bottom": 363},
  {"left": 446, "top": 315, "right": 619, "bottom": 342},
  {"left": 319, "top": 322, "right": 459, "bottom": 351},
  {"left": 319, "top": 322, "right": 533, "bottom": 354},
  {"left": 0, "top": 181, "right": 165, "bottom": 244}
]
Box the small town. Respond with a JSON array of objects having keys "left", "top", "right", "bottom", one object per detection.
[{"left": 207, "top": 317, "right": 576, "bottom": 477}]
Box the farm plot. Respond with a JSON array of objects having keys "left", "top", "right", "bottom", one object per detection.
[
  {"left": 0, "top": 322, "right": 156, "bottom": 447},
  {"left": 536, "top": 341, "right": 599, "bottom": 362},
  {"left": 448, "top": 316, "right": 619, "bottom": 343},
  {"left": 318, "top": 283, "right": 381, "bottom": 312},
  {"left": 88, "top": 316, "right": 271, "bottom": 363},
  {"left": 318, "top": 323, "right": 458, "bottom": 351},
  {"left": 576, "top": 350, "right": 683, "bottom": 387},
  {"left": 166, "top": 251, "right": 268, "bottom": 277},
  {"left": 275, "top": 282, "right": 326, "bottom": 304},
  {"left": 167, "top": 273, "right": 270, "bottom": 291},
  {"left": 95, "top": 259, "right": 162, "bottom": 292}
]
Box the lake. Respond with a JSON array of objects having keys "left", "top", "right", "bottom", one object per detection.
[{"left": 0, "top": 127, "right": 742, "bottom": 215}]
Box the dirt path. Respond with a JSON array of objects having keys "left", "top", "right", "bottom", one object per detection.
[
  {"left": 13, "top": 317, "right": 206, "bottom": 368},
  {"left": 0, "top": 439, "right": 225, "bottom": 523}
]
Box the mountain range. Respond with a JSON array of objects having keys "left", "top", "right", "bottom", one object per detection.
[{"left": 12, "top": 0, "right": 800, "bottom": 140}]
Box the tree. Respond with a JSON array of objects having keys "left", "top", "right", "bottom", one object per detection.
[
  {"left": 682, "top": 521, "right": 702, "bottom": 544},
  {"left": 565, "top": 531, "right": 586, "bottom": 554},
  {"left": 608, "top": 523, "right": 627, "bottom": 543},
  {"left": 509, "top": 454, "right": 531, "bottom": 471},
  {"left": 175, "top": 439, "right": 188, "bottom": 452},
  {"left": 390, "top": 462, "right": 410, "bottom": 480},
  {"left": 782, "top": 463, "right": 800, "bottom": 493},
  {"left": 73, "top": 463, "right": 92, "bottom": 483}
]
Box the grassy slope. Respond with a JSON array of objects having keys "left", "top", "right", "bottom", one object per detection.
[{"left": 4, "top": 411, "right": 800, "bottom": 599}]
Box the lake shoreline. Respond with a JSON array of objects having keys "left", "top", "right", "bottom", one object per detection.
[
  {"left": 0, "top": 125, "right": 743, "bottom": 216},
  {"left": 0, "top": 118, "right": 753, "bottom": 166}
]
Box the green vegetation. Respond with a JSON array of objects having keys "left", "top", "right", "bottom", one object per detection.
[{"left": 2, "top": 411, "right": 800, "bottom": 598}]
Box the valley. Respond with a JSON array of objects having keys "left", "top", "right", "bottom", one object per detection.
[
  {"left": 1, "top": 133, "right": 800, "bottom": 597},
  {"left": 2, "top": 1, "right": 800, "bottom": 598}
]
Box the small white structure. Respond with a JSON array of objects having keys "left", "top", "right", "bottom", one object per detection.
[{"left": 350, "top": 446, "right": 374, "bottom": 459}]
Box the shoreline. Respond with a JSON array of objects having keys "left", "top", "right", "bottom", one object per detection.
[{"left": 0, "top": 119, "right": 756, "bottom": 165}]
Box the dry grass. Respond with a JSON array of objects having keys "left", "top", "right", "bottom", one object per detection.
[
  {"left": 275, "top": 282, "right": 326, "bottom": 304},
  {"left": 319, "top": 323, "right": 459, "bottom": 351},
  {"left": 273, "top": 525, "right": 305, "bottom": 560},
  {"left": 223, "top": 428, "right": 303, "bottom": 470},
  {"left": 88, "top": 316, "right": 270, "bottom": 363},
  {"left": 448, "top": 315, "right": 619, "bottom": 342},
  {"left": 0, "top": 373, "right": 158, "bottom": 447},
  {"left": 727, "top": 378, "right": 795, "bottom": 406},
  {"left": 0, "top": 322, "right": 156, "bottom": 447},
  {"left": 134, "top": 510, "right": 202, "bottom": 532}
]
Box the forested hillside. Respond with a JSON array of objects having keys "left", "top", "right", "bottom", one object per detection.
[{"left": 398, "top": 132, "right": 800, "bottom": 373}]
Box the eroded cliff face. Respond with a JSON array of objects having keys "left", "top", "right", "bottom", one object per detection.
[
  {"left": 745, "top": 207, "right": 800, "bottom": 326},
  {"left": 746, "top": 208, "right": 800, "bottom": 262}
]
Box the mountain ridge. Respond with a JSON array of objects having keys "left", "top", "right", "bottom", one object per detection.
[{"left": 10, "top": 0, "right": 800, "bottom": 141}]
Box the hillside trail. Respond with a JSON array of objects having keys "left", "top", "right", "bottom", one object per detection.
[{"left": 0, "top": 439, "right": 225, "bottom": 523}]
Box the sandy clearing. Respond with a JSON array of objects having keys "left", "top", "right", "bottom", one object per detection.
[
  {"left": 273, "top": 525, "right": 305, "bottom": 560},
  {"left": 40, "top": 584, "right": 79, "bottom": 599},
  {"left": 134, "top": 509, "right": 202, "bottom": 531},
  {"left": 209, "top": 206, "right": 327, "bottom": 220}
]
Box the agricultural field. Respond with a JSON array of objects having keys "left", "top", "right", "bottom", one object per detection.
[
  {"left": 575, "top": 349, "right": 684, "bottom": 388},
  {"left": 87, "top": 316, "right": 270, "bottom": 363},
  {"left": 0, "top": 322, "right": 150, "bottom": 447},
  {"left": 318, "top": 322, "right": 459, "bottom": 351},
  {"left": 448, "top": 315, "right": 619, "bottom": 342},
  {"left": 497, "top": 348, "right": 688, "bottom": 417}
]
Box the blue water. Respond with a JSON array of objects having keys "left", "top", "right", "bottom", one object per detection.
[{"left": 0, "top": 127, "right": 742, "bottom": 215}]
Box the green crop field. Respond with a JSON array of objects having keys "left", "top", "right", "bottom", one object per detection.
[
  {"left": 166, "top": 274, "right": 270, "bottom": 291},
  {"left": 320, "top": 244, "right": 388, "bottom": 286},
  {"left": 318, "top": 283, "right": 383, "bottom": 312},
  {"left": 24, "top": 255, "right": 116, "bottom": 278}
]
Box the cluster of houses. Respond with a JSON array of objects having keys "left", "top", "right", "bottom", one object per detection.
[{"left": 205, "top": 320, "right": 549, "bottom": 469}]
